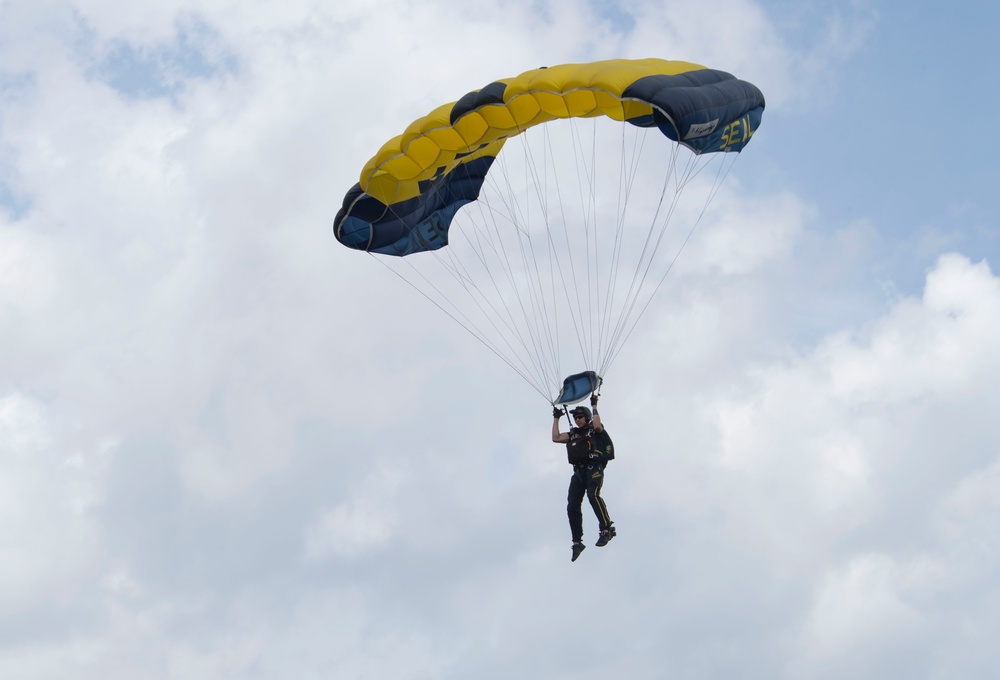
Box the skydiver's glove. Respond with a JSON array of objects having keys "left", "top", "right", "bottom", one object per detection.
[
  {"left": 552, "top": 406, "right": 563, "bottom": 419},
  {"left": 590, "top": 393, "right": 599, "bottom": 407}
]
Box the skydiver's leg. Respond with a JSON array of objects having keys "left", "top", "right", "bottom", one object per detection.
[
  {"left": 585, "top": 467, "right": 611, "bottom": 532},
  {"left": 567, "top": 470, "right": 585, "bottom": 543}
]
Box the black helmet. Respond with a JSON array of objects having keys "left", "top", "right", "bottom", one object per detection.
[{"left": 571, "top": 406, "right": 592, "bottom": 422}]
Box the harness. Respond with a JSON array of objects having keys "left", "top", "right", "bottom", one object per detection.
[
  {"left": 565, "top": 425, "right": 595, "bottom": 465},
  {"left": 565, "top": 424, "right": 615, "bottom": 467}
]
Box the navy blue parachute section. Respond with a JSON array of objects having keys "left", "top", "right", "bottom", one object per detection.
[
  {"left": 337, "top": 156, "right": 495, "bottom": 256},
  {"left": 624, "top": 71, "right": 764, "bottom": 152}
]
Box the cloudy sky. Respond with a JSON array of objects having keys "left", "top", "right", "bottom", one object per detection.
[{"left": 2, "top": 0, "right": 999, "bottom": 678}]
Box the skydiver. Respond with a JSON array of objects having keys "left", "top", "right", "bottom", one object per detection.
[{"left": 552, "top": 393, "right": 616, "bottom": 562}]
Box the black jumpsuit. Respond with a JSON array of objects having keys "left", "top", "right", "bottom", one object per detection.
[{"left": 566, "top": 426, "right": 612, "bottom": 542}]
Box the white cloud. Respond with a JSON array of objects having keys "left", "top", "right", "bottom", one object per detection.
[
  {"left": 304, "top": 464, "right": 402, "bottom": 559},
  {"left": 794, "top": 553, "right": 928, "bottom": 675},
  {"left": 595, "top": 248, "right": 1000, "bottom": 669},
  {"left": 0, "top": 393, "right": 109, "bottom": 618},
  {"left": 679, "top": 186, "right": 808, "bottom": 277}
]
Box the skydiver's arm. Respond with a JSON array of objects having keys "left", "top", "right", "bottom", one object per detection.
[
  {"left": 590, "top": 393, "right": 603, "bottom": 432},
  {"left": 552, "top": 415, "right": 569, "bottom": 443}
]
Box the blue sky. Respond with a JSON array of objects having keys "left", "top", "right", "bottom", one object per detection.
[
  {"left": 761, "top": 1, "right": 1000, "bottom": 288},
  {"left": 84, "top": 19, "right": 238, "bottom": 103},
  {"left": 2, "top": 1, "right": 1000, "bottom": 678}
]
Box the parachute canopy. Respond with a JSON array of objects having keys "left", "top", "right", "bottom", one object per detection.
[
  {"left": 334, "top": 59, "right": 764, "bottom": 257},
  {"left": 333, "top": 59, "right": 764, "bottom": 402}
]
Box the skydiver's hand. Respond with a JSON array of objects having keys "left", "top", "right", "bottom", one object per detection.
[
  {"left": 552, "top": 407, "right": 563, "bottom": 419},
  {"left": 590, "top": 394, "right": 599, "bottom": 407}
]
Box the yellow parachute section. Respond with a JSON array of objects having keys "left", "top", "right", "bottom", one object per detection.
[{"left": 360, "top": 59, "right": 710, "bottom": 205}]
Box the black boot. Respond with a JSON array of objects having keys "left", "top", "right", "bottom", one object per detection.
[{"left": 596, "top": 523, "right": 616, "bottom": 547}]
